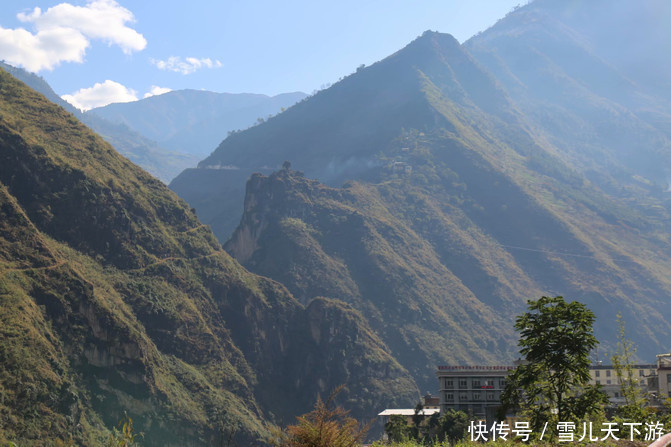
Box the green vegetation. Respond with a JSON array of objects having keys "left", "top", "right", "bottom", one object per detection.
[
  {"left": 611, "top": 314, "right": 653, "bottom": 424},
  {"left": 501, "top": 297, "right": 608, "bottom": 435},
  {"left": 384, "top": 409, "right": 469, "bottom": 445}
]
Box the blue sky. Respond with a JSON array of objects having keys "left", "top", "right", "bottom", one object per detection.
[{"left": 0, "top": 0, "right": 525, "bottom": 109}]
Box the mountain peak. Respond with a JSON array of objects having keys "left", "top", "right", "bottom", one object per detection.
[
  {"left": 383, "top": 30, "right": 463, "bottom": 67},
  {"left": 173, "top": 30, "right": 516, "bottom": 241}
]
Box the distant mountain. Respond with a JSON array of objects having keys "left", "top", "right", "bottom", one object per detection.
[
  {"left": 0, "top": 62, "right": 196, "bottom": 183},
  {"left": 466, "top": 0, "right": 671, "bottom": 198},
  {"left": 495, "top": 0, "right": 671, "bottom": 101},
  {"left": 0, "top": 69, "right": 416, "bottom": 445},
  {"left": 173, "top": 23, "right": 671, "bottom": 399},
  {"left": 83, "top": 113, "right": 200, "bottom": 183},
  {"left": 88, "top": 89, "right": 307, "bottom": 159}
]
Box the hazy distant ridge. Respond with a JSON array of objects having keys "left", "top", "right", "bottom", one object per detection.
[{"left": 89, "top": 89, "right": 307, "bottom": 159}]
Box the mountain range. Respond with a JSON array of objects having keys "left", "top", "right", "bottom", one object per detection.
[
  {"left": 88, "top": 89, "right": 307, "bottom": 169},
  {"left": 172, "top": 0, "right": 671, "bottom": 391},
  {"left": 0, "top": 62, "right": 306, "bottom": 184},
  {"left": 3, "top": 0, "right": 671, "bottom": 444},
  {"left": 0, "top": 69, "right": 415, "bottom": 445}
]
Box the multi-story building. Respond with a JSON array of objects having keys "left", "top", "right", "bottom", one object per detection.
[
  {"left": 657, "top": 353, "right": 671, "bottom": 399},
  {"left": 588, "top": 363, "right": 657, "bottom": 405},
  {"left": 588, "top": 364, "right": 656, "bottom": 387},
  {"left": 436, "top": 361, "right": 662, "bottom": 418},
  {"left": 436, "top": 365, "right": 514, "bottom": 421}
]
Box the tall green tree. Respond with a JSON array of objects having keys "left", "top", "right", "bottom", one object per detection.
[
  {"left": 410, "top": 402, "right": 424, "bottom": 440},
  {"left": 612, "top": 313, "right": 649, "bottom": 422},
  {"left": 437, "top": 409, "right": 469, "bottom": 443},
  {"left": 384, "top": 415, "right": 411, "bottom": 443},
  {"left": 501, "top": 296, "right": 607, "bottom": 431}
]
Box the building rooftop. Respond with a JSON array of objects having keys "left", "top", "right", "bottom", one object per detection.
[
  {"left": 377, "top": 409, "right": 440, "bottom": 417},
  {"left": 589, "top": 364, "right": 656, "bottom": 370},
  {"left": 437, "top": 365, "right": 515, "bottom": 371}
]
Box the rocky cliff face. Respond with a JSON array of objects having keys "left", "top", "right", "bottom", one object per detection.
[
  {"left": 0, "top": 70, "right": 416, "bottom": 445},
  {"left": 226, "top": 150, "right": 671, "bottom": 394},
  {"left": 225, "top": 169, "right": 526, "bottom": 392}
]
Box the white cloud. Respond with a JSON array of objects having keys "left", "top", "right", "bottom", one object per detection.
[
  {"left": 151, "top": 56, "right": 222, "bottom": 75},
  {"left": 144, "top": 85, "right": 172, "bottom": 98},
  {"left": 62, "top": 79, "right": 137, "bottom": 111},
  {"left": 0, "top": 25, "right": 88, "bottom": 72},
  {"left": 0, "top": 0, "right": 146, "bottom": 72}
]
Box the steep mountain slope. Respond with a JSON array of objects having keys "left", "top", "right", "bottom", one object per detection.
[
  {"left": 225, "top": 169, "right": 532, "bottom": 390},
  {"left": 0, "top": 62, "right": 195, "bottom": 183},
  {"left": 89, "top": 90, "right": 307, "bottom": 159},
  {"left": 175, "top": 28, "right": 671, "bottom": 394},
  {"left": 506, "top": 0, "right": 671, "bottom": 101},
  {"left": 172, "top": 32, "right": 500, "bottom": 241},
  {"left": 0, "top": 70, "right": 416, "bottom": 445},
  {"left": 466, "top": 0, "right": 671, "bottom": 200}
]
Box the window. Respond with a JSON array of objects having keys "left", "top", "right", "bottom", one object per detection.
[
  {"left": 486, "top": 392, "right": 494, "bottom": 401},
  {"left": 500, "top": 380, "right": 507, "bottom": 388},
  {"left": 595, "top": 370, "right": 600, "bottom": 377},
  {"left": 606, "top": 370, "right": 611, "bottom": 377},
  {"left": 459, "top": 393, "right": 468, "bottom": 401},
  {"left": 639, "top": 370, "right": 645, "bottom": 377},
  {"left": 485, "top": 380, "right": 494, "bottom": 387},
  {"left": 596, "top": 380, "right": 600, "bottom": 385},
  {"left": 459, "top": 379, "right": 468, "bottom": 389},
  {"left": 446, "top": 393, "right": 454, "bottom": 401},
  {"left": 472, "top": 380, "right": 481, "bottom": 388},
  {"left": 607, "top": 380, "right": 611, "bottom": 385},
  {"left": 473, "top": 393, "right": 481, "bottom": 401},
  {"left": 445, "top": 379, "right": 454, "bottom": 388}
]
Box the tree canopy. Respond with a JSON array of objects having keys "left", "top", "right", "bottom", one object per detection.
[{"left": 501, "top": 296, "right": 607, "bottom": 431}]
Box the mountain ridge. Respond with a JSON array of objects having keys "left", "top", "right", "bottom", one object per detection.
[
  {"left": 174, "top": 16, "right": 671, "bottom": 397},
  {"left": 0, "top": 61, "right": 198, "bottom": 183},
  {"left": 89, "top": 89, "right": 307, "bottom": 159}
]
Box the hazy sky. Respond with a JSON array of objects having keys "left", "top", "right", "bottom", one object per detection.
[{"left": 0, "top": 0, "right": 525, "bottom": 109}]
